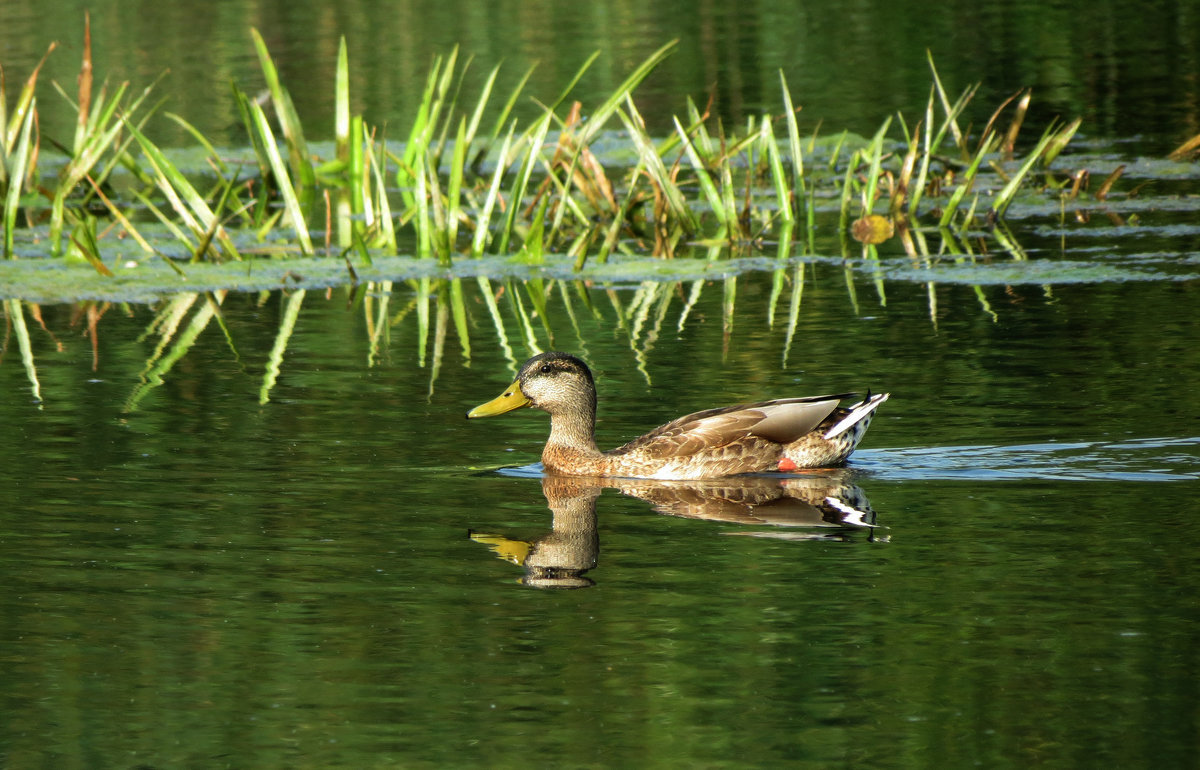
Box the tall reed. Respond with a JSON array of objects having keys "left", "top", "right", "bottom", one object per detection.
[{"left": 0, "top": 22, "right": 1082, "bottom": 280}]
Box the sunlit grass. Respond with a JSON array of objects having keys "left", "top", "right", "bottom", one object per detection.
[{"left": 0, "top": 18, "right": 1099, "bottom": 277}]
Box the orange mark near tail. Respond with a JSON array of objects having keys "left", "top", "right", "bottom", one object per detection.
[{"left": 777, "top": 458, "right": 798, "bottom": 472}]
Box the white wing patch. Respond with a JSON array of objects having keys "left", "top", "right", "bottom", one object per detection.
[{"left": 823, "top": 393, "right": 890, "bottom": 439}]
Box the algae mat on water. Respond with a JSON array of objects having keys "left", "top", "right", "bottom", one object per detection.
[{"left": 1, "top": 251, "right": 1196, "bottom": 306}]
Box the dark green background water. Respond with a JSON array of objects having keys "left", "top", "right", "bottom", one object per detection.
[
  {"left": 3, "top": 0, "right": 1199, "bottom": 152},
  {"left": 3, "top": 2, "right": 1200, "bottom": 768}
]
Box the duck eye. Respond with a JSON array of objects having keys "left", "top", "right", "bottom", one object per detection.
[{"left": 539, "top": 364, "right": 554, "bottom": 374}]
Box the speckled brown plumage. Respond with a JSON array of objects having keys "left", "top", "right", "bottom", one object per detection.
[{"left": 467, "top": 352, "right": 888, "bottom": 480}]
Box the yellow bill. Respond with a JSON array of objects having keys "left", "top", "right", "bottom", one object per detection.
[{"left": 466, "top": 380, "right": 530, "bottom": 418}]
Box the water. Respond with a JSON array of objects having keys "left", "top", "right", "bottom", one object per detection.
[
  {"left": 3, "top": 1, "right": 1200, "bottom": 766},
  {"left": 2, "top": 273, "right": 1198, "bottom": 768},
  {"left": 2, "top": 1, "right": 1197, "bottom": 152}
]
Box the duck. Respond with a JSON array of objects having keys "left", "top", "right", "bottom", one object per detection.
[{"left": 466, "top": 351, "right": 888, "bottom": 480}]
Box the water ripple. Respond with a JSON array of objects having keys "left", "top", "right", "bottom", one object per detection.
[{"left": 853, "top": 436, "right": 1200, "bottom": 482}]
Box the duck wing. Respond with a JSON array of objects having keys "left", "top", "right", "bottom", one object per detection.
[{"left": 610, "top": 394, "right": 853, "bottom": 460}]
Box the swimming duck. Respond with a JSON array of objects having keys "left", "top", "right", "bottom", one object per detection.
[{"left": 466, "top": 351, "right": 888, "bottom": 480}]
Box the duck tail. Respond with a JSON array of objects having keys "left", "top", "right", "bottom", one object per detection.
[{"left": 823, "top": 392, "right": 890, "bottom": 440}]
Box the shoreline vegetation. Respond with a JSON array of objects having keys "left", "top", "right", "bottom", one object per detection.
[
  {"left": 2, "top": 16, "right": 1197, "bottom": 407},
  {"left": 3, "top": 16, "right": 1108, "bottom": 275}
]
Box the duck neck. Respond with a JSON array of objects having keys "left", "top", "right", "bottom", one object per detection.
[{"left": 547, "top": 406, "right": 601, "bottom": 456}]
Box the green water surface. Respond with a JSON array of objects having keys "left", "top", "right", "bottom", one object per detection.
[
  {"left": 2, "top": 1, "right": 1200, "bottom": 767},
  {"left": 1, "top": 272, "right": 1197, "bottom": 768}
]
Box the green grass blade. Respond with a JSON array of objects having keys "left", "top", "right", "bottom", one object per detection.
[
  {"left": 430, "top": 47, "right": 461, "bottom": 162},
  {"left": 400, "top": 55, "right": 444, "bottom": 187},
  {"left": 496, "top": 113, "right": 552, "bottom": 255},
  {"left": 908, "top": 88, "right": 936, "bottom": 218},
  {"left": 411, "top": 145, "right": 432, "bottom": 258},
  {"left": 471, "top": 122, "right": 516, "bottom": 257},
  {"left": 575, "top": 41, "right": 677, "bottom": 147},
  {"left": 860, "top": 117, "right": 892, "bottom": 216},
  {"left": 425, "top": 145, "right": 449, "bottom": 260},
  {"left": 3, "top": 101, "right": 36, "bottom": 258},
  {"left": 764, "top": 119, "right": 792, "bottom": 224},
  {"left": 674, "top": 116, "right": 726, "bottom": 231},
  {"left": 335, "top": 37, "right": 350, "bottom": 164},
  {"left": 164, "top": 113, "right": 230, "bottom": 175},
  {"left": 3, "top": 41, "right": 54, "bottom": 154},
  {"left": 618, "top": 100, "right": 696, "bottom": 231},
  {"left": 446, "top": 117, "right": 467, "bottom": 254},
  {"left": 124, "top": 118, "right": 241, "bottom": 260},
  {"left": 250, "top": 28, "right": 315, "bottom": 189},
  {"left": 1042, "top": 117, "right": 1082, "bottom": 166},
  {"left": 927, "top": 51, "right": 965, "bottom": 152},
  {"left": 780, "top": 74, "right": 807, "bottom": 200},
  {"left": 248, "top": 101, "right": 313, "bottom": 254},
  {"left": 938, "top": 133, "right": 998, "bottom": 228},
  {"left": 488, "top": 63, "right": 535, "bottom": 145},
  {"left": 991, "top": 124, "right": 1059, "bottom": 220},
  {"left": 131, "top": 187, "right": 197, "bottom": 250},
  {"left": 464, "top": 63, "right": 500, "bottom": 148},
  {"left": 364, "top": 126, "right": 396, "bottom": 251}
]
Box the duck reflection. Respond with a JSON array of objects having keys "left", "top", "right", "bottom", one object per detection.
[
  {"left": 470, "top": 471, "right": 881, "bottom": 589},
  {"left": 472, "top": 476, "right": 602, "bottom": 589}
]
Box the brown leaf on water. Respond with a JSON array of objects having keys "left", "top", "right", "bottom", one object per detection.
[
  {"left": 978, "top": 89, "right": 1021, "bottom": 157},
  {"left": 1002, "top": 89, "right": 1032, "bottom": 159},
  {"left": 1096, "top": 165, "right": 1125, "bottom": 201},
  {"left": 1067, "top": 169, "right": 1089, "bottom": 200},
  {"left": 851, "top": 214, "right": 894, "bottom": 245},
  {"left": 1167, "top": 132, "right": 1200, "bottom": 162}
]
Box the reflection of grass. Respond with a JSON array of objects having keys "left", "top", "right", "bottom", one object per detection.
[
  {"left": 2, "top": 299, "right": 42, "bottom": 404},
  {"left": 1, "top": 19, "right": 1092, "bottom": 276},
  {"left": 7, "top": 248, "right": 1184, "bottom": 409},
  {"left": 260, "top": 288, "right": 304, "bottom": 405},
  {"left": 125, "top": 292, "right": 224, "bottom": 412}
]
